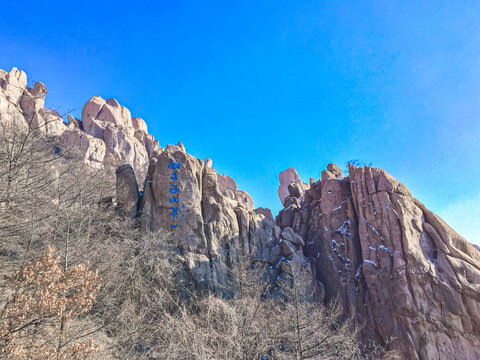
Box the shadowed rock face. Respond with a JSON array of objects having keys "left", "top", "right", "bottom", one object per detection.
[
  {"left": 278, "top": 167, "right": 308, "bottom": 206},
  {"left": 276, "top": 163, "right": 480, "bottom": 359},
  {"left": 116, "top": 164, "right": 139, "bottom": 215}
]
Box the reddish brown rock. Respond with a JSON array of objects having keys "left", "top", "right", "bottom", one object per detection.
[
  {"left": 277, "top": 167, "right": 307, "bottom": 206},
  {"left": 254, "top": 207, "right": 274, "bottom": 221},
  {"left": 276, "top": 163, "right": 480, "bottom": 359}
]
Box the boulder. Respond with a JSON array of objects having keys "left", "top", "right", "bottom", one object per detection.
[
  {"left": 278, "top": 167, "right": 308, "bottom": 206},
  {"left": 204, "top": 158, "right": 213, "bottom": 168},
  {"left": 280, "top": 238, "right": 296, "bottom": 257},
  {"left": 280, "top": 227, "right": 305, "bottom": 247},
  {"left": 116, "top": 164, "right": 139, "bottom": 215},
  {"left": 254, "top": 207, "right": 274, "bottom": 221}
]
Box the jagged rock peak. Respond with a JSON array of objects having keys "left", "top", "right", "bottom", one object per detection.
[
  {"left": 277, "top": 167, "right": 308, "bottom": 206},
  {"left": 166, "top": 141, "right": 186, "bottom": 153},
  {"left": 276, "top": 163, "right": 480, "bottom": 359},
  {"left": 80, "top": 95, "right": 162, "bottom": 183},
  {"left": 139, "top": 147, "right": 303, "bottom": 294},
  {"left": 1, "top": 67, "right": 268, "bottom": 226},
  {"left": 0, "top": 67, "right": 162, "bottom": 187},
  {"left": 323, "top": 162, "right": 343, "bottom": 179}
]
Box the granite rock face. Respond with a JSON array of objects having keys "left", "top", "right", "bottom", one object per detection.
[
  {"left": 116, "top": 164, "right": 139, "bottom": 215},
  {"left": 276, "top": 163, "right": 480, "bottom": 359},
  {"left": 4, "top": 67, "right": 480, "bottom": 359},
  {"left": 139, "top": 149, "right": 318, "bottom": 294},
  {"left": 81, "top": 96, "right": 159, "bottom": 184},
  {"left": 254, "top": 207, "right": 274, "bottom": 221},
  {"left": 278, "top": 167, "right": 307, "bottom": 206},
  {"left": 0, "top": 67, "right": 161, "bottom": 187}
]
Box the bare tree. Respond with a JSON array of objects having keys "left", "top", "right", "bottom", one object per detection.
[
  {"left": 162, "top": 258, "right": 277, "bottom": 360},
  {"left": 0, "top": 107, "right": 118, "bottom": 358},
  {"left": 0, "top": 246, "right": 101, "bottom": 360},
  {"left": 0, "top": 108, "right": 115, "bottom": 273},
  {"left": 87, "top": 229, "right": 183, "bottom": 359},
  {"left": 271, "top": 264, "right": 399, "bottom": 360}
]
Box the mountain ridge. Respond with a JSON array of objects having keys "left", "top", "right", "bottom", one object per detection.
[{"left": 1, "top": 66, "right": 480, "bottom": 359}]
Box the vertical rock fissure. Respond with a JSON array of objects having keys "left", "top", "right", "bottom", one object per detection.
[{"left": 200, "top": 169, "right": 216, "bottom": 292}]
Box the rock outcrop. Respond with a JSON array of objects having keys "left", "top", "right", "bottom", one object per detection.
[
  {"left": 116, "top": 164, "right": 139, "bottom": 215},
  {"left": 276, "top": 163, "right": 480, "bottom": 359},
  {"left": 139, "top": 149, "right": 318, "bottom": 294},
  {"left": 254, "top": 207, "right": 274, "bottom": 221},
  {"left": 0, "top": 67, "right": 161, "bottom": 187},
  {"left": 278, "top": 167, "right": 308, "bottom": 206},
  {"left": 81, "top": 96, "right": 157, "bottom": 183},
  {"left": 4, "top": 66, "right": 480, "bottom": 359}
]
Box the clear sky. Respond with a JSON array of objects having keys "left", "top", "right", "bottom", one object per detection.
[{"left": 1, "top": 1, "right": 479, "bottom": 245}]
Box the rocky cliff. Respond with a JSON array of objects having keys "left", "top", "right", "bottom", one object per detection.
[
  {"left": 0, "top": 67, "right": 160, "bottom": 186},
  {"left": 2, "top": 67, "right": 480, "bottom": 359},
  {"left": 0, "top": 66, "right": 316, "bottom": 296},
  {"left": 139, "top": 149, "right": 319, "bottom": 294},
  {"left": 276, "top": 163, "right": 480, "bottom": 359}
]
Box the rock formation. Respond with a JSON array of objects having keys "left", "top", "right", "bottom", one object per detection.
[
  {"left": 116, "top": 164, "right": 139, "bottom": 215},
  {"left": 276, "top": 163, "right": 480, "bottom": 359},
  {"left": 0, "top": 67, "right": 161, "bottom": 187},
  {"left": 254, "top": 207, "right": 274, "bottom": 221},
  {"left": 139, "top": 148, "right": 319, "bottom": 294},
  {"left": 3, "top": 66, "right": 480, "bottom": 359},
  {"left": 278, "top": 167, "right": 307, "bottom": 206}
]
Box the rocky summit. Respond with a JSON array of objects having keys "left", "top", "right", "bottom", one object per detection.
[
  {"left": 276, "top": 163, "right": 480, "bottom": 359},
  {"left": 1, "top": 67, "right": 480, "bottom": 359}
]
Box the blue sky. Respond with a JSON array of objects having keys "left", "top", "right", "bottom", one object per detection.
[{"left": 1, "top": 1, "right": 479, "bottom": 245}]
